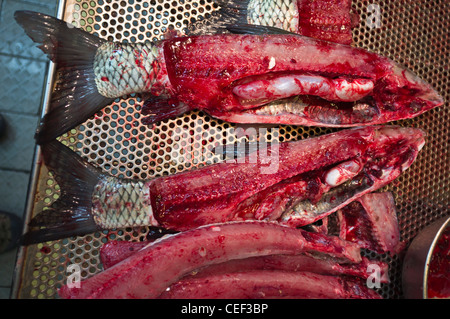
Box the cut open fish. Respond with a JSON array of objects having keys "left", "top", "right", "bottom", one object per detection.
[
  {"left": 14, "top": 11, "right": 443, "bottom": 144},
  {"left": 22, "top": 125, "right": 425, "bottom": 244}
]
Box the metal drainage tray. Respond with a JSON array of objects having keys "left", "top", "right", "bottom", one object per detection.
[{"left": 12, "top": 0, "right": 449, "bottom": 299}]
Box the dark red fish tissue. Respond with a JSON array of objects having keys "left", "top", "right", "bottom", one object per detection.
[{"left": 338, "top": 192, "right": 405, "bottom": 254}]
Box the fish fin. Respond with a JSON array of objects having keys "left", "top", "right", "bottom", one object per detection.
[
  {"left": 14, "top": 10, "right": 114, "bottom": 144},
  {"left": 212, "top": 0, "right": 249, "bottom": 23},
  {"left": 22, "top": 140, "right": 104, "bottom": 244},
  {"left": 226, "top": 23, "right": 296, "bottom": 35},
  {"left": 185, "top": 0, "right": 250, "bottom": 35},
  {"left": 141, "top": 97, "right": 191, "bottom": 125}
]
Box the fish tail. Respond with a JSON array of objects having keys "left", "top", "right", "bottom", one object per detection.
[
  {"left": 14, "top": 10, "right": 114, "bottom": 144},
  {"left": 22, "top": 140, "right": 104, "bottom": 244},
  {"left": 213, "top": 0, "right": 249, "bottom": 22},
  {"left": 186, "top": 0, "right": 250, "bottom": 35}
]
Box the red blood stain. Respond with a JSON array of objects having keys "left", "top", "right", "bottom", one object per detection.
[{"left": 40, "top": 246, "right": 51, "bottom": 254}]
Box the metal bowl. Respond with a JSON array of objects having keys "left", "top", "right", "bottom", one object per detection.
[{"left": 402, "top": 216, "right": 450, "bottom": 299}]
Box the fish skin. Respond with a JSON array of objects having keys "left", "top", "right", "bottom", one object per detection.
[
  {"left": 15, "top": 11, "right": 444, "bottom": 144},
  {"left": 57, "top": 221, "right": 362, "bottom": 299},
  {"left": 246, "top": 0, "right": 300, "bottom": 33},
  {"left": 93, "top": 42, "right": 167, "bottom": 98}
]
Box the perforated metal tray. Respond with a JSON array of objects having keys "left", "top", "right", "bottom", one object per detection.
[{"left": 12, "top": 0, "right": 449, "bottom": 299}]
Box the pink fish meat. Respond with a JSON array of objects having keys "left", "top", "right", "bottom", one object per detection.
[
  {"left": 100, "top": 240, "right": 390, "bottom": 283},
  {"left": 158, "top": 270, "right": 382, "bottom": 299}
]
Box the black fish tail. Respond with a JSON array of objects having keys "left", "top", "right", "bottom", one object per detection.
[
  {"left": 22, "top": 141, "right": 104, "bottom": 244},
  {"left": 14, "top": 10, "right": 114, "bottom": 144},
  {"left": 213, "top": 0, "right": 249, "bottom": 23},
  {"left": 185, "top": 0, "right": 250, "bottom": 35}
]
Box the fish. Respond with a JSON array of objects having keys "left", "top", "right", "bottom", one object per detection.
[
  {"left": 192, "top": 0, "right": 360, "bottom": 45},
  {"left": 57, "top": 221, "right": 363, "bottom": 299},
  {"left": 157, "top": 270, "right": 382, "bottom": 299},
  {"left": 15, "top": 11, "right": 443, "bottom": 144},
  {"left": 100, "top": 239, "right": 390, "bottom": 283},
  {"left": 22, "top": 125, "right": 425, "bottom": 244}
]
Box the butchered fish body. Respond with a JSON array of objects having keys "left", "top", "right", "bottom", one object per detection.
[
  {"left": 14, "top": 11, "right": 443, "bottom": 144},
  {"left": 23, "top": 125, "right": 425, "bottom": 244}
]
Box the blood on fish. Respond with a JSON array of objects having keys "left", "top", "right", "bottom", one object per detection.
[{"left": 338, "top": 192, "right": 404, "bottom": 254}]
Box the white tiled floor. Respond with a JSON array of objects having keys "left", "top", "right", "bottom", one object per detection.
[{"left": 0, "top": 0, "right": 58, "bottom": 299}]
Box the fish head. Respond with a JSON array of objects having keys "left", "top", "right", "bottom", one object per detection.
[
  {"left": 372, "top": 60, "right": 444, "bottom": 122},
  {"left": 279, "top": 126, "right": 425, "bottom": 227},
  {"left": 365, "top": 125, "right": 426, "bottom": 179}
]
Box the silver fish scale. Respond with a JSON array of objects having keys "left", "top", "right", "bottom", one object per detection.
[
  {"left": 247, "top": 0, "right": 298, "bottom": 32},
  {"left": 91, "top": 176, "right": 155, "bottom": 229},
  {"left": 93, "top": 42, "right": 162, "bottom": 98}
]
